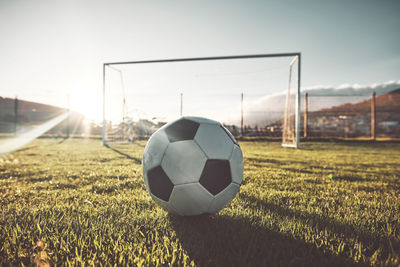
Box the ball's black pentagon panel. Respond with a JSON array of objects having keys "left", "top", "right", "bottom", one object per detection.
[
  {"left": 147, "top": 166, "right": 174, "bottom": 202},
  {"left": 220, "top": 125, "right": 239, "bottom": 146},
  {"left": 199, "top": 159, "right": 232, "bottom": 195},
  {"left": 182, "top": 116, "right": 219, "bottom": 125},
  {"left": 164, "top": 118, "right": 200, "bottom": 143}
]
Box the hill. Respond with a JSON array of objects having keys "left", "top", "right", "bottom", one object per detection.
[
  {"left": 305, "top": 89, "right": 400, "bottom": 137},
  {"left": 315, "top": 88, "right": 400, "bottom": 115},
  {"left": 0, "top": 97, "right": 83, "bottom": 135}
]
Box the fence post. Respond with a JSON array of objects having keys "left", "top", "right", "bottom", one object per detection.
[
  {"left": 180, "top": 93, "right": 183, "bottom": 117},
  {"left": 304, "top": 92, "right": 308, "bottom": 138},
  {"left": 67, "top": 94, "right": 70, "bottom": 138},
  {"left": 241, "top": 92, "right": 244, "bottom": 136},
  {"left": 14, "top": 97, "right": 18, "bottom": 136},
  {"left": 371, "top": 91, "right": 376, "bottom": 140}
]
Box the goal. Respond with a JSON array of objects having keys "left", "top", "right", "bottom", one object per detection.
[{"left": 102, "top": 53, "right": 301, "bottom": 147}]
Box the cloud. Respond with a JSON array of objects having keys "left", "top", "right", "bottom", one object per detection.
[{"left": 303, "top": 80, "right": 400, "bottom": 96}]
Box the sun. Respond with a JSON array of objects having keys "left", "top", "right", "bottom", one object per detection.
[{"left": 69, "top": 90, "right": 102, "bottom": 122}]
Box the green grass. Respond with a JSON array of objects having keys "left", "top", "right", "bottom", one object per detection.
[{"left": 0, "top": 139, "right": 399, "bottom": 266}]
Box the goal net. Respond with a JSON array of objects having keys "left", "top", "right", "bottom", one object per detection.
[
  {"left": 282, "top": 56, "right": 300, "bottom": 148},
  {"left": 102, "top": 54, "right": 301, "bottom": 147}
]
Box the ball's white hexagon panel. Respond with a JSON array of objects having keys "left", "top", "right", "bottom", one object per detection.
[
  {"left": 207, "top": 183, "right": 240, "bottom": 214},
  {"left": 161, "top": 140, "right": 207, "bottom": 185},
  {"left": 143, "top": 130, "right": 169, "bottom": 170},
  {"left": 183, "top": 116, "right": 219, "bottom": 125},
  {"left": 142, "top": 130, "right": 170, "bottom": 188},
  {"left": 229, "top": 145, "right": 244, "bottom": 185},
  {"left": 194, "top": 124, "right": 234, "bottom": 159},
  {"left": 220, "top": 124, "right": 239, "bottom": 146},
  {"left": 150, "top": 192, "right": 178, "bottom": 214},
  {"left": 169, "top": 183, "right": 214, "bottom": 216}
]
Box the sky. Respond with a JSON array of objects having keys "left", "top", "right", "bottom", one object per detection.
[{"left": 0, "top": 0, "right": 399, "bottom": 121}]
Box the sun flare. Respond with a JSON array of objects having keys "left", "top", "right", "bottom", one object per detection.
[{"left": 70, "top": 91, "right": 102, "bottom": 122}]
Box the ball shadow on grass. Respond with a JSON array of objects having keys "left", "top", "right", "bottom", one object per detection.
[{"left": 168, "top": 213, "right": 361, "bottom": 267}]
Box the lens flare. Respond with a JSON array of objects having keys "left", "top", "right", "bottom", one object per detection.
[{"left": 0, "top": 112, "right": 69, "bottom": 155}]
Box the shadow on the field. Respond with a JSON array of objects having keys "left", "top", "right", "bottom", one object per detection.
[
  {"left": 328, "top": 173, "right": 400, "bottom": 189},
  {"left": 168, "top": 213, "right": 360, "bottom": 267},
  {"left": 239, "top": 193, "right": 398, "bottom": 264},
  {"left": 281, "top": 167, "right": 314, "bottom": 174},
  {"left": 246, "top": 157, "right": 310, "bottom": 166},
  {"left": 104, "top": 144, "right": 141, "bottom": 164},
  {"left": 58, "top": 137, "right": 69, "bottom": 144},
  {"left": 246, "top": 157, "right": 284, "bottom": 165},
  {"left": 331, "top": 174, "right": 366, "bottom": 182},
  {"left": 15, "top": 145, "right": 38, "bottom": 153}
]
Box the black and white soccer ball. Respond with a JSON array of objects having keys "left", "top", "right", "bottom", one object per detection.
[{"left": 142, "top": 116, "right": 243, "bottom": 216}]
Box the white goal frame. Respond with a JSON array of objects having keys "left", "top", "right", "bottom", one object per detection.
[
  {"left": 282, "top": 55, "right": 301, "bottom": 148},
  {"left": 102, "top": 53, "right": 301, "bottom": 147}
]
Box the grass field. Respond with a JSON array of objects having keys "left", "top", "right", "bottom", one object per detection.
[{"left": 0, "top": 139, "right": 399, "bottom": 266}]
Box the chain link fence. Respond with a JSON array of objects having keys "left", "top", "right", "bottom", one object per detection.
[
  {"left": 1, "top": 89, "right": 399, "bottom": 141},
  {"left": 303, "top": 90, "right": 400, "bottom": 139}
]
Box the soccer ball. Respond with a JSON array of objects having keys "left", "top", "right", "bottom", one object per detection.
[{"left": 142, "top": 116, "right": 243, "bottom": 216}]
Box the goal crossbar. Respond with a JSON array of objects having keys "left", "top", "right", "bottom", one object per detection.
[{"left": 104, "top": 53, "right": 301, "bottom": 66}]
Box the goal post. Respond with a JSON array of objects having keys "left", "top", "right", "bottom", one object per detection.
[
  {"left": 282, "top": 55, "right": 301, "bottom": 148},
  {"left": 102, "top": 53, "right": 301, "bottom": 147}
]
